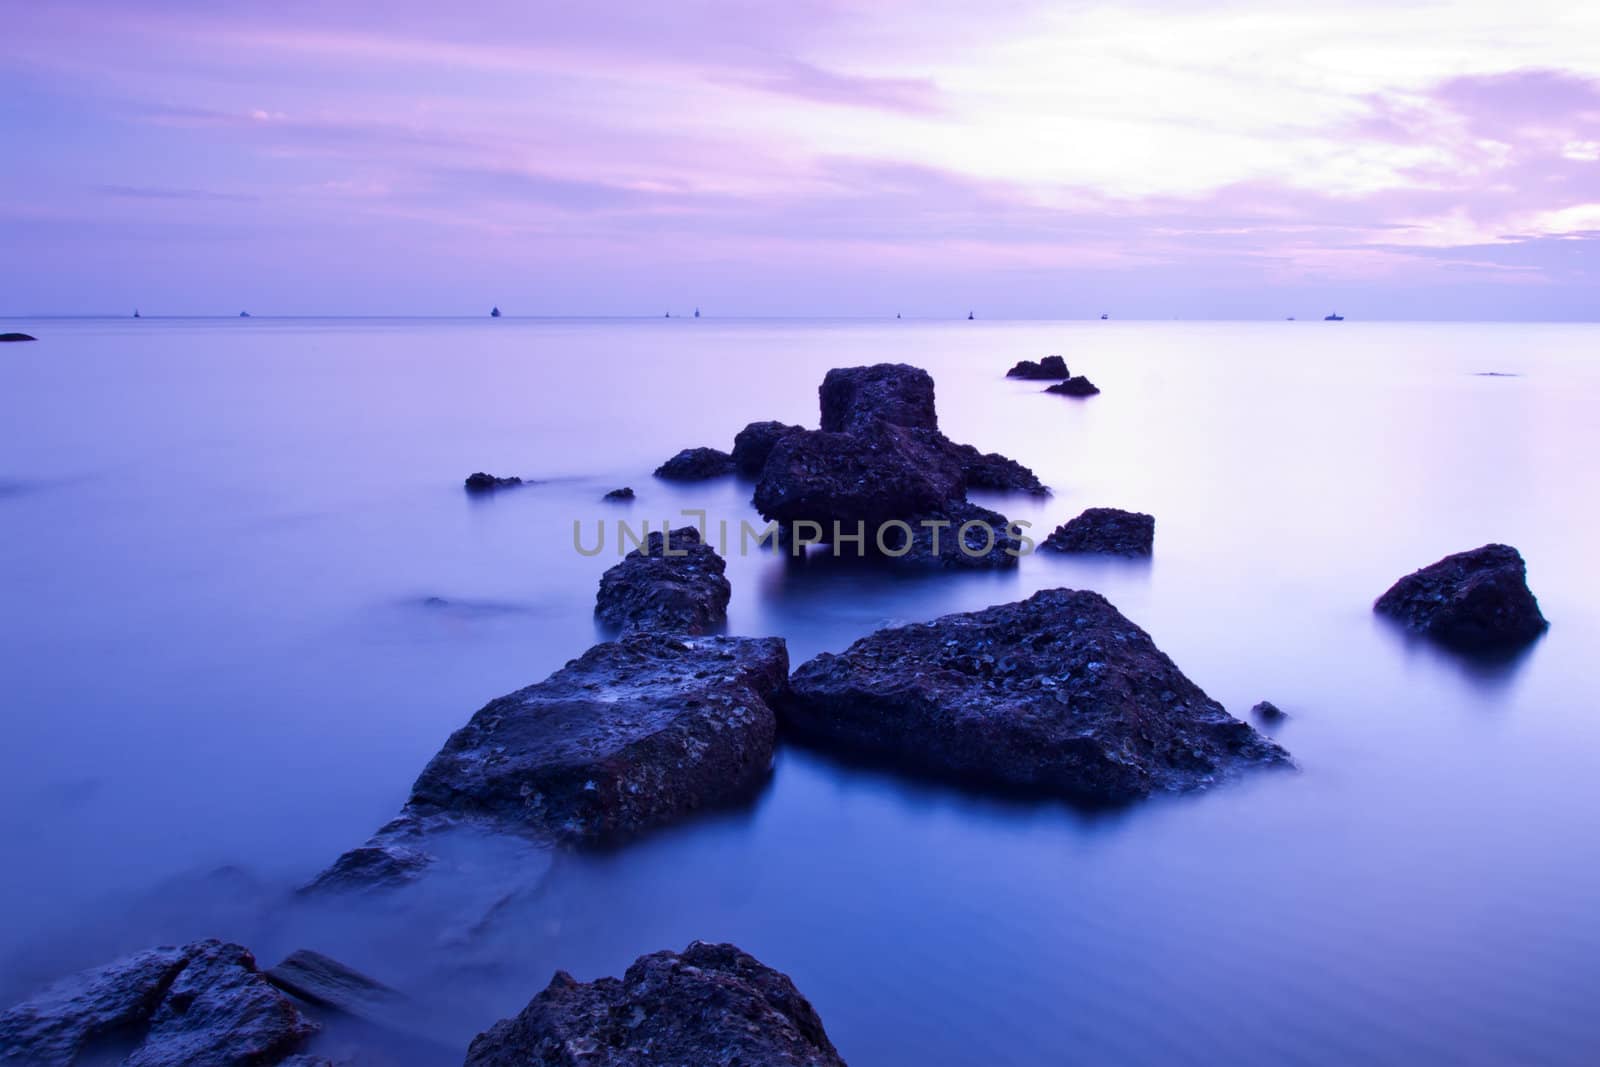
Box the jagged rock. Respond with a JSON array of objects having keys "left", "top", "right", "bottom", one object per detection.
[
  {"left": 1006, "top": 355, "right": 1069, "bottom": 379},
  {"left": 300, "top": 840, "right": 434, "bottom": 893},
  {"left": 1044, "top": 376, "right": 1100, "bottom": 397},
  {"left": 0, "top": 940, "right": 321, "bottom": 1067},
  {"left": 783, "top": 589, "right": 1290, "bottom": 805},
  {"left": 890, "top": 501, "right": 1022, "bottom": 570},
  {"left": 1041, "top": 508, "right": 1154, "bottom": 556},
  {"left": 1374, "top": 543, "right": 1548, "bottom": 651},
  {"left": 732, "top": 420, "right": 806, "bottom": 475},
  {"left": 1252, "top": 701, "right": 1287, "bottom": 722},
  {"left": 944, "top": 441, "right": 1048, "bottom": 494},
  {"left": 313, "top": 634, "right": 788, "bottom": 880},
  {"left": 464, "top": 472, "right": 524, "bottom": 492},
  {"left": 819, "top": 363, "right": 938, "bottom": 434},
  {"left": 464, "top": 941, "right": 846, "bottom": 1067},
  {"left": 602, "top": 487, "right": 634, "bottom": 501},
  {"left": 264, "top": 950, "right": 402, "bottom": 1024},
  {"left": 595, "top": 526, "right": 730, "bottom": 635},
  {"left": 755, "top": 422, "right": 966, "bottom": 530},
  {"left": 654, "top": 447, "right": 735, "bottom": 481},
  {"left": 0, "top": 332, "right": 37, "bottom": 343}
]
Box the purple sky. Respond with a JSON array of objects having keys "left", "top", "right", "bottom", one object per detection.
[{"left": 7, "top": 1, "right": 1600, "bottom": 318}]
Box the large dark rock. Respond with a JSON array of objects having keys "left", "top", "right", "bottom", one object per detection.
[
  {"left": 0, "top": 940, "right": 322, "bottom": 1067},
  {"left": 732, "top": 420, "right": 806, "bottom": 475},
  {"left": 1006, "top": 355, "right": 1069, "bottom": 379},
  {"left": 1041, "top": 507, "right": 1154, "bottom": 556},
  {"left": 755, "top": 423, "right": 966, "bottom": 530},
  {"left": 314, "top": 634, "right": 789, "bottom": 882},
  {"left": 0, "top": 332, "right": 37, "bottom": 343},
  {"left": 595, "top": 526, "right": 731, "bottom": 635},
  {"left": 464, "top": 941, "right": 846, "bottom": 1067},
  {"left": 1044, "top": 376, "right": 1100, "bottom": 397},
  {"left": 654, "top": 447, "right": 735, "bottom": 481},
  {"left": 944, "top": 441, "right": 1048, "bottom": 494},
  {"left": 1374, "top": 543, "right": 1548, "bottom": 651},
  {"left": 464, "top": 472, "right": 524, "bottom": 492},
  {"left": 819, "top": 363, "right": 937, "bottom": 434},
  {"left": 783, "top": 589, "right": 1290, "bottom": 804},
  {"left": 890, "top": 501, "right": 1023, "bottom": 570}
]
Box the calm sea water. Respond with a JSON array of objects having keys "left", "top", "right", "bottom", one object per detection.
[{"left": 2, "top": 317, "right": 1598, "bottom": 1065}]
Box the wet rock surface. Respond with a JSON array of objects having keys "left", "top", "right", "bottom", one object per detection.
[
  {"left": 783, "top": 589, "right": 1290, "bottom": 804},
  {"left": 464, "top": 941, "right": 846, "bottom": 1067},
  {"left": 300, "top": 841, "right": 435, "bottom": 893},
  {"left": 1045, "top": 376, "right": 1100, "bottom": 397},
  {"left": 1006, "top": 355, "right": 1069, "bottom": 379},
  {"left": 654, "top": 447, "right": 735, "bottom": 480},
  {"left": 944, "top": 441, "right": 1048, "bottom": 494},
  {"left": 1041, "top": 507, "right": 1155, "bottom": 556},
  {"left": 1374, "top": 543, "right": 1548, "bottom": 651},
  {"left": 0, "top": 939, "right": 322, "bottom": 1067},
  {"left": 264, "top": 950, "right": 403, "bottom": 1025},
  {"left": 1252, "top": 701, "right": 1287, "bottom": 723},
  {"left": 819, "top": 362, "right": 937, "bottom": 434},
  {"left": 464, "top": 472, "right": 524, "bottom": 492},
  {"left": 602, "top": 487, "right": 634, "bottom": 501},
  {"left": 732, "top": 420, "right": 806, "bottom": 475},
  {"left": 595, "top": 526, "right": 731, "bottom": 635}
]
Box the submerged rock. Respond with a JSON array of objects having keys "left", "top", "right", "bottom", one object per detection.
[
  {"left": 1006, "top": 355, "right": 1069, "bottom": 380},
  {"left": 1374, "top": 543, "right": 1548, "bottom": 652},
  {"left": 1252, "top": 701, "right": 1287, "bottom": 723},
  {"left": 819, "top": 362, "right": 938, "bottom": 434},
  {"left": 264, "top": 950, "right": 403, "bottom": 1024},
  {"left": 783, "top": 589, "right": 1289, "bottom": 805},
  {"left": 732, "top": 420, "right": 806, "bottom": 475},
  {"left": 602, "top": 487, "right": 634, "bottom": 501},
  {"left": 1044, "top": 376, "right": 1100, "bottom": 397},
  {"left": 1041, "top": 507, "right": 1155, "bottom": 556},
  {"left": 464, "top": 941, "right": 845, "bottom": 1067},
  {"left": 654, "top": 446, "right": 735, "bottom": 481},
  {"left": 595, "top": 526, "right": 731, "bottom": 635},
  {"left": 0, "top": 332, "right": 37, "bottom": 343},
  {"left": 0, "top": 939, "right": 321, "bottom": 1067},
  {"left": 464, "top": 472, "right": 524, "bottom": 492},
  {"left": 300, "top": 841, "right": 433, "bottom": 893}
]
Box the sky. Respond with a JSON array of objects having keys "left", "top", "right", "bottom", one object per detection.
[{"left": 6, "top": 0, "right": 1600, "bottom": 318}]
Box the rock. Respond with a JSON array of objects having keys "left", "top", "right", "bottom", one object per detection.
[
  {"left": 1041, "top": 507, "right": 1154, "bottom": 556},
  {"left": 0, "top": 940, "right": 321, "bottom": 1067},
  {"left": 264, "top": 950, "right": 402, "bottom": 1024},
  {"left": 782, "top": 588, "right": 1290, "bottom": 804},
  {"left": 1044, "top": 376, "right": 1100, "bottom": 397},
  {"left": 602, "top": 487, "right": 634, "bottom": 501},
  {"left": 464, "top": 941, "right": 845, "bottom": 1067},
  {"left": 464, "top": 472, "right": 524, "bottom": 492},
  {"left": 819, "top": 363, "right": 938, "bottom": 433},
  {"left": 1374, "top": 543, "right": 1548, "bottom": 651},
  {"left": 595, "top": 526, "right": 731, "bottom": 635},
  {"left": 1006, "top": 355, "right": 1069, "bottom": 379},
  {"left": 1252, "top": 701, "right": 1287, "bottom": 722},
  {"left": 654, "top": 447, "right": 735, "bottom": 481},
  {"left": 0, "top": 332, "right": 37, "bottom": 343},
  {"left": 755, "top": 422, "right": 966, "bottom": 530},
  {"left": 944, "top": 441, "right": 1048, "bottom": 494},
  {"left": 299, "top": 841, "right": 434, "bottom": 893},
  {"left": 732, "top": 420, "right": 806, "bottom": 475},
  {"left": 317, "top": 635, "right": 788, "bottom": 869},
  {"left": 890, "top": 501, "right": 1022, "bottom": 570}
]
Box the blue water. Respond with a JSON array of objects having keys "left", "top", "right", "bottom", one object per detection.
[{"left": 2, "top": 318, "right": 1598, "bottom": 1065}]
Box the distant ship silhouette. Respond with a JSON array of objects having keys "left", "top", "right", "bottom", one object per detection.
[
  {"left": 133, "top": 309, "right": 141, "bottom": 319},
  {"left": 1100, "top": 313, "right": 1109, "bottom": 320},
  {"left": 1324, "top": 312, "right": 1344, "bottom": 321},
  {"left": 968, "top": 310, "right": 975, "bottom": 320},
  {"left": 490, "top": 306, "right": 501, "bottom": 318},
  {"left": 694, "top": 307, "right": 700, "bottom": 319},
  {"left": 238, "top": 311, "right": 251, "bottom": 318}
]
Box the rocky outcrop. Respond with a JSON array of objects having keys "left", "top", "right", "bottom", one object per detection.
[
  {"left": 464, "top": 472, "right": 524, "bottom": 492},
  {"left": 0, "top": 940, "right": 322, "bottom": 1067},
  {"left": 654, "top": 447, "right": 735, "bottom": 481},
  {"left": 945, "top": 441, "right": 1048, "bottom": 494},
  {"left": 1041, "top": 508, "right": 1154, "bottom": 556},
  {"left": 819, "top": 363, "right": 937, "bottom": 433},
  {"left": 732, "top": 420, "right": 806, "bottom": 475},
  {"left": 1045, "top": 376, "right": 1100, "bottom": 397},
  {"left": 595, "top": 526, "right": 731, "bottom": 635},
  {"left": 602, "top": 487, "right": 634, "bottom": 501},
  {"left": 889, "top": 501, "right": 1023, "bottom": 570},
  {"left": 464, "top": 941, "right": 846, "bottom": 1067},
  {"left": 1006, "top": 355, "right": 1069, "bottom": 380},
  {"left": 783, "top": 589, "right": 1290, "bottom": 805},
  {"left": 1374, "top": 543, "right": 1548, "bottom": 651},
  {"left": 0, "top": 332, "right": 37, "bottom": 343},
  {"left": 312, "top": 635, "right": 789, "bottom": 886}
]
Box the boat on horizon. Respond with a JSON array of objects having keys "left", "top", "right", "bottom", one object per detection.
[
  {"left": 490, "top": 306, "right": 501, "bottom": 318},
  {"left": 1100, "top": 313, "right": 1109, "bottom": 320},
  {"left": 1325, "top": 312, "right": 1344, "bottom": 321},
  {"left": 238, "top": 311, "right": 251, "bottom": 318},
  {"left": 133, "top": 309, "right": 141, "bottom": 318},
  {"left": 694, "top": 307, "right": 700, "bottom": 319},
  {"left": 968, "top": 310, "right": 975, "bottom": 320}
]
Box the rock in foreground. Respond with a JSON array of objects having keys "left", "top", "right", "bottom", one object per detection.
[
  {"left": 732, "top": 420, "right": 806, "bottom": 475},
  {"left": 1041, "top": 507, "right": 1154, "bottom": 556},
  {"left": 783, "top": 589, "right": 1289, "bottom": 804},
  {"left": 1044, "top": 376, "right": 1100, "bottom": 397},
  {"left": 595, "top": 526, "right": 731, "bottom": 635},
  {"left": 465, "top": 941, "right": 846, "bottom": 1067},
  {"left": 1374, "top": 543, "right": 1548, "bottom": 651},
  {"left": 820, "top": 362, "right": 937, "bottom": 434},
  {"left": 464, "top": 472, "right": 524, "bottom": 492},
  {"left": 1006, "top": 355, "right": 1069, "bottom": 379},
  {"left": 655, "top": 446, "right": 736, "bottom": 481},
  {"left": 0, "top": 940, "right": 321, "bottom": 1067}
]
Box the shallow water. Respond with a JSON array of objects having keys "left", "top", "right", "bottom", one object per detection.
[{"left": 2, "top": 317, "right": 1598, "bottom": 1065}]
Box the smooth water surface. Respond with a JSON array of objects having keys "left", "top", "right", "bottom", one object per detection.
[{"left": 2, "top": 318, "right": 1598, "bottom": 1065}]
